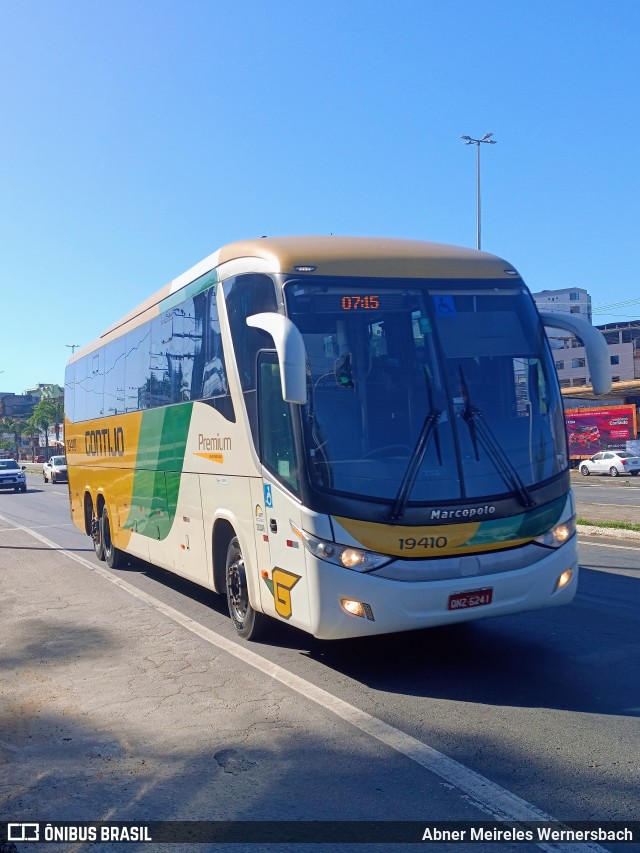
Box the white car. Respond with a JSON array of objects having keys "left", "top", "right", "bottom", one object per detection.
[
  {"left": 43, "top": 455, "right": 68, "bottom": 484},
  {"left": 579, "top": 451, "right": 640, "bottom": 478},
  {"left": 0, "top": 459, "right": 27, "bottom": 492}
]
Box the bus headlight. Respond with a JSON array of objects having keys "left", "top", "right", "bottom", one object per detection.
[
  {"left": 290, "top": 522, "right": 392, "bottom": 572},
  {"left": 535, "top": 516, "right": 576, "bottom": 549}
]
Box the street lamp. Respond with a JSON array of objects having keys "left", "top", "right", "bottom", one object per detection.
[
  {"left": 461, "top": 132, "right": 497, "bottom": 250},
  {"left": 65, "top": 344, "right": 80, "bottom": 353}
]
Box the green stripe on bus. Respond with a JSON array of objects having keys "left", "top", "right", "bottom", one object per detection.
[
  {"left": 159, "top": 269, "right": 218, "bottom": 314},
  {"left": 463, "top": 496, "right": 566, "bottom": 547},
  {"left": 124, "top": 403, "right": 193, "bottom": 540}
]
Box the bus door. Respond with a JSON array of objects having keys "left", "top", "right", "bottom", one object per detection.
[{"left": 255, "top": 353, "right": 311, "bottom": 632}]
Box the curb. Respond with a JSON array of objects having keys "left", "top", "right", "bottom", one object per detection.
[{"left": 576, "top": 524, "right": 640, "bottom": 540}]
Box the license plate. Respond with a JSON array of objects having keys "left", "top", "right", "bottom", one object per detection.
[{"left": 448, "top": 587, "right": 493, "bottom": 611}]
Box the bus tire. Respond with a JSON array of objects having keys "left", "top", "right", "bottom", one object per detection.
[
  {"left": 101, "top": 506, "right": 125, "bottom": 569},
  {"left": 92, "top": 511, "right": 105, "bottom": 561},
  {"left": 225, "top": 536, "right": 268, "bottom": 641}
]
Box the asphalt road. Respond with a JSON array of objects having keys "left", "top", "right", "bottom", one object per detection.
[
  {"left": 571, "top": 469, "right": 640, "bottom": 506},
  {"left": 1, "top": 472, "right": 639, "bottom": 852}
]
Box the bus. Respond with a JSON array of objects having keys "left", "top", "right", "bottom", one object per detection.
[{"left": 64, "top": 236, "right": 611, "bottom": 640}]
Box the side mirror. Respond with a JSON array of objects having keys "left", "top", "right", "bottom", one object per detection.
[
  {"left": 246, "top": 313, "right": 307, "bottom": 404},
  {"left": 539, "top": 312, "right": 611, "bottom": 395}
]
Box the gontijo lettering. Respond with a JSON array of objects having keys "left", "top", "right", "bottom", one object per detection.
[{"left": 85, "top": 427, "right": 124, "bottom": 457}]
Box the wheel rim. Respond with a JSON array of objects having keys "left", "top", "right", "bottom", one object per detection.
[
  {"left": 610, "top": 467, "right": 618, "bottom": 477},
  {"left": 227, "top": 553, "right": 248, "bottom": 625}
]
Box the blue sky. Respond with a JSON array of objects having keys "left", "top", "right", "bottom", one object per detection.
[{"left": 2, "top": 0, "right": 639, "bottom": 394}]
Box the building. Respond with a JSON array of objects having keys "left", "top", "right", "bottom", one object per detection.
[
  {"left": 532, "top": 286, "right": 592, "bottom": 324},
  {"left": 532, "top": 287, "right": 640, "bottom": 410},
  {"left": 0, "top": 393, "right": 38, "bottom": 418},
  {"left": 557, "top": 320, "right": 640, "bottom": 410},
  {"left": 23, "top": 383, "right": 64, "bottom": 401}
]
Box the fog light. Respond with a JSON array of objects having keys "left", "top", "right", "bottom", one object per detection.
[
  {"left": 556, "top": 568, "right": 573, "bottom": 590},
  {"left": 340, "top": 599, "right": 374, "bottom": 621},
  {"left": 341, "top": 599, "right": 366, "bottom": 618}
]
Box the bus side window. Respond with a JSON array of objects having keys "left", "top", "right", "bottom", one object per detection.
[
  {"left": 258, "top": 356, "right": 299, "bottom": 494},
  {"left": 225, "top": 274, "right": 278, "bottom": 446}
]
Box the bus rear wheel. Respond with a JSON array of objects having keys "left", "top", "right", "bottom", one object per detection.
[
  {"left": 225, "top": 536, "right": 268, "bottom": 641},
  {"left": 92, "top": 510, "right": 105, "bottom": 561},
  {"left": 101, "top": 506, "right": 125, "bottom": 569}
]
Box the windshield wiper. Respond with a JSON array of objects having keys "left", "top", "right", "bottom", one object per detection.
[
  {"left": 389, "top": 381, "right": 442, "bottom": 522},
  {"left": 458, "top": 366, "right": 535, "bottom": 509}
]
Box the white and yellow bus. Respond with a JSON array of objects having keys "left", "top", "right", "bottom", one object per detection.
[{"left": 64, "top": 236, "right": 610, "bottom": 640}]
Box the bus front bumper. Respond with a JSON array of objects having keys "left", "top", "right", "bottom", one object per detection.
[{"left": 305, "top": 540, "right": 578, "bottom": 640}]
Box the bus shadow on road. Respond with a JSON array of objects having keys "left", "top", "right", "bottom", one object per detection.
[
  {"left": 298, "top": 568, "right": 640, "bottom": 719},
  {"left": 111, "top": 555, "right": 640, "bottom": 720}
]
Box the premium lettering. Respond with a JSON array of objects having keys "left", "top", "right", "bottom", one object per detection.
[{"left": 198, "top": 433, "right": 231, "bottom": 452}]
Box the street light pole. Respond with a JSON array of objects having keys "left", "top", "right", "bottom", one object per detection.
[
  {"left": 65, "top": 344, "right": 80, "bottom": 354},
  {"left": 461, "top": 132, "right": 497, "bottom": 250}
]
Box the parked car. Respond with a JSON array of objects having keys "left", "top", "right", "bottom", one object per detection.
[
  {"left": 569, "top": 424, "right": 600, "bottom": 446},
  {"left": 579, "top": 451, "right": 640, "bottom": 477},
  {"left": 43, "top": 455, "right": 68, "bottom": 484},
  {"left": 0, "top": 459, "right": 27, "bottom": 492}
]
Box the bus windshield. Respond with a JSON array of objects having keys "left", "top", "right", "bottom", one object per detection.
[{"left": 285, "top": 278, "right": 567, "bottom": 508}]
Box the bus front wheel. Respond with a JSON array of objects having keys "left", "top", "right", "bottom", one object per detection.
[
  {"left": 225, "top": 536, "right": 268, "bottom": 641},
  {"left": 101, "top": 506, "right": 125, "bottom": 569}
]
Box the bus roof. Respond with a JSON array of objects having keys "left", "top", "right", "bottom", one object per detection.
[
  {"left": 216, "top": 235, "right": 517, "bottom": 279},
  {"left": 70, "top": 236, "right": 519, "bottom": 362}
]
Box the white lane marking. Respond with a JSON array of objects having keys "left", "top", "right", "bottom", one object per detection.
[
  {"left": 579, "top": 539, "right": 640, "bottom": 552},
  {"left": 0, "top": 512, "right": 608, "bottom": 853},
  {"left": 0, "top": 522, "right": 75, "bottom": 532},
  {"left": 573, "top": 481, "right": 640, "bottom": 489},
  {"left": 581, "top": 502, "right": 640, "bottom": 508}
]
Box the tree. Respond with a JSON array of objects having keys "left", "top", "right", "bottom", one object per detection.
[
  {"left": 30, "top": 398, "right": 63, "bottom": 456},
  {"left": 24, "top": 415, "right": 41, "bottom": 460},
  {"left": 0, "top": 416, "right": 27, "bottom": 459},
  {"left": 49, "top": 399, "right": 64, "bottom": 445}
]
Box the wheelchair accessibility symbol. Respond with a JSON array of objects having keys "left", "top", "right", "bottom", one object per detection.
[{"left": 434, "top": 296, "right": 457, "bottom": 317}]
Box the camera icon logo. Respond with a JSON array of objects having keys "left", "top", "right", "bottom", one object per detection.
[{"left": 8, "top": 823, "right": 40, "bottom": 842}]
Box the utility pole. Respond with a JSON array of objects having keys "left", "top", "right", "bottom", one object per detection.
[{"left": 460, "top": 133, "right": 497, "bottom": 250}]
